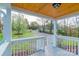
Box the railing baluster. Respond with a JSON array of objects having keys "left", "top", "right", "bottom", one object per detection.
[
  {"left": 13, "top": 44, "right": 15, "bottom": 56},
  {"left": 11, "top": 44, "right": 12, "bottom": 56},
  {"left": 69, "top": 40, "right": 71, "bottom": 52},
  {"left": 66, "top": 40, "right": 68, "bottom": 51},
  {"left": 10, "top": 36, "right": 45, "bottom": 56},
  {"left": 67, "top": 40, "right": 69, "bottom": 51},
  {"left": 68, "top": 40, "right": 69, "bottom": 51},
  {"left": 34, "top": 39, "right": 36, "bottom": 52},
  {"left": 36, "top": 39, "right": 38, "bottom": 51},
  {"left": 71, "top": 40, "right": 73, "bottom": 52},
  {"left": 78, "top": 40, "right": 79, "bottom": 55},
  {"left": 23, "top": 42, "right": 25, "bottom": 56},
  {"left": 25, "top": 40, "right": 28, "bottom": 56},
  {"left": 23, "top": 42, "right": 24, "bottom": 56},
  {"left": 31, "top": 40, "right": 33, "bottom": 55},
  {"left": 17, "top": 41, "right": 18, "bottom": 56},
  {"left": 74, "top": 41, "right": 76, "bottom": 54},
  {"left": 28, "top": 40, "right": 29, "bottom": 55},
  {"left": 30, "top": 40, "right": 31, "bottom": 55},
  {"left": 19, "top": 42, "right": 21, "bottom": 56},
  {"left": 17, "top": 41, "right": 19, "bottom": 56},
  {"left": 31, "top": 40, "right": 32, "bottom": 54},
  {"left": 70, "top": 40, "right": 72, "bottom": 52},
  {"left": 14, "top": 44, "right": 16, "bottom": 56},
  {"left": 72, "top": 40, "right": 74, "bottom": 53},
  {"left": 76, "top": 42, "right": 78, "bottom": 55},
  {"left": 56, "top": 36, "right": 79, "bottom": 55},
  {"left": 21, "top": 42, "right": 22, "bottom": 56},
  {"left": 32, "top": 39, "right": 35, "bottom": 54},
  {"left": 14, "top": 45, "right": 16, "bottom": 56},
  {"left": 27, "top": 40, "right": 29, "bottom": 56},
  {"left": 24, "top": 42, "right": 26, "bottom": 56},
  {"left": 28, "top": 40, "right": 30, "bottom": 55}
]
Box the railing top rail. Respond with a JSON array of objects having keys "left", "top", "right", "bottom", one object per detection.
[{"left": 11, "top": 36, "right": 46, "bottom": 42}]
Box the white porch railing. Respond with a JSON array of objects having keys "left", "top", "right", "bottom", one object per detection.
[
  {"left": 2, "top": 36, "right": 46, "bottom": 56},
  {"left": 1, "top": 35, "right": 79, "bottom": 56},
  {"left": 56, "top": 35, "right": 79, "bottom": 55}
]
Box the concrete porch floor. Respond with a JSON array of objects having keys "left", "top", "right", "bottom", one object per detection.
[
  {"left": 31, "top": 46, "right": 76, "bottom": 56},
  {"left": 31, "top": 32, "right": 77, "bottom": 56}
]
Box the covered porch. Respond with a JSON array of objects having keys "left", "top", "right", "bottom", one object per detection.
[{"left": 0, "top": 3, "right": 79, "bottom": 56}]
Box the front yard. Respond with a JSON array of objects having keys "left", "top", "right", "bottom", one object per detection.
[
  {"left": 12, "top": 30, "right": 34, "bottom": 39},
  {"left": 0, "top": 33, "right": 3, "bottom": 41}
]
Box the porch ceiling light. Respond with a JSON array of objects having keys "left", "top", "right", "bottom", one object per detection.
[{"left": 52, "top": 3, "right": 61, "bottom": 8}]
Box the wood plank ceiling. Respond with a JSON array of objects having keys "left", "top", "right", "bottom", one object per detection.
[{"left": 11, "top": 3, "right": 79, "bottom": 19}]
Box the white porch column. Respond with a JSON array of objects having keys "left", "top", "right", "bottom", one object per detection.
[
  {"left": 3, "top": 4, "right": 12, "bottom": 42},
  {"left": 53, "top": 20, "right": 57, "bottom": 47}
]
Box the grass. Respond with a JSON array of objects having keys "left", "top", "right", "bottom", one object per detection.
[
  {"left": 0, "top": 30, "right": 35, "bottom": 54},
  {"left": 12, "top": 30, "right": 34, "bottom": 39},
  {"left": 1, "top": 30, "right": 33, "bottom": 41},
  {"left": 12, "top": 30, "right": 36, "bottom": 54},
  {"left": 58, "top": 39, "right": 78, "bottom": 47},
  {"left": 0, "top": 33, "right": 3, "bottom": 41},
  {"left": 11, "top": 40, "right": 36, "bottom": 54},
  {"left": 12, "top": 30, "right": 34, "bottom": 53},
  {"left": 0, "top": 30, "right": 33, "bottom": 41}
]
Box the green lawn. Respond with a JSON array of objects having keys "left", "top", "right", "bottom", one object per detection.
[
  {"left": 58, "top": 39, "right": 78, "bottom": 47},
  {"left": 12, "top": 30, "right": 34, "bottom": 39},
  {"left": 0, "top": 33, "right": 3, "bottom": 41},
  {"left": 12, "top": 30, "right": 35, "bottom": 53},
  {"left": 0, "top": 30, "right": 33, "bottom": 41},
  {"left": 11, "top": 40, "right": 36, "bottom": 55}
]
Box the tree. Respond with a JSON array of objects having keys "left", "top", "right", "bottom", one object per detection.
[
  {"left": 73, "top": 17, "right": 79, "bottom": 37},
  {"left": 49, "top": 20, "right": 53, "bottom": 33},
  {"left": 30, "top": 21, "right": 39, "bottom": 30},
  {"left": 15, "top": 15, "right": 23, "bottom": 34},
  {"left": 12, "top": 14, "right": 25, "bottom": 35},
  {"left": 37, "top": 18, "right": 49, "bottom": 32},
  {"left": 57, "top": 19, "right": 68, "bottom": 36},
  {"left": 24, "top": 18, "right": 30, "bottom": 29},
  {"left": 45, "top": 20, "right": 53, "bottom": 34}
]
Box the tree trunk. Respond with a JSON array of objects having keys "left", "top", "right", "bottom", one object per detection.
[{"left": 50, "top": 20, "right": 53, "bottom": 34}]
